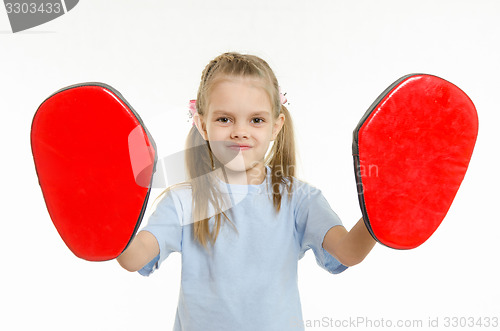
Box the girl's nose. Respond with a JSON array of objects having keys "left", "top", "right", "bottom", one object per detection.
[{"left": 230, "top": 122, "right": 249, "bottom": 139}]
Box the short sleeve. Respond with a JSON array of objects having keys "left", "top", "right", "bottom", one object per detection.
[
  {"left": 295, "top": 184, "right": 348, "bottom": 274},
  {"left": 138, "top": 189, "right": 183, "bottom": 276}
]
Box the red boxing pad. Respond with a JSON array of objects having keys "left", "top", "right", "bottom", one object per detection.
[
  {"left": 31, "top": 83, "right": 156, "bottom": 261},
  {"left": 353, "top": 74, "right": 478, "bottom": 249}
]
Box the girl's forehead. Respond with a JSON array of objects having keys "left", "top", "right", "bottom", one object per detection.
[
  {"left": 210, "top": 75, "right": 268, "bottom": 91},
  {"left": 207, "top": 76, "right": 273, "bottom": 111}
]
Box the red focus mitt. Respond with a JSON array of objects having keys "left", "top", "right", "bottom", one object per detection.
[
  {"left": 31, "top": 83, "right": 156, "bottom": 261},
  {"left": 353, "top": 74, "right": 478, "bottom": 249}
]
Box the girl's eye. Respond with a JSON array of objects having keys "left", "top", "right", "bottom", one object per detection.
[
  {"left": 216, "top": 117, "right": 264, "bottom": 124},
  {"left": 216, "top": 117, "right": 230, "bottom": 123}
]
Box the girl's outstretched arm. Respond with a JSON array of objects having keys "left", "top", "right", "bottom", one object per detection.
[
  {"left": 116, "top": 231, "right": 159, "bottom": 272},
  {"left": 322, "top": 218, "right": 376, "bottom": 267}
]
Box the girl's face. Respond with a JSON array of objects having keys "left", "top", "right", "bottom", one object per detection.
[{"left": 194, "top": 76, "right": 285, "bottom": 184}]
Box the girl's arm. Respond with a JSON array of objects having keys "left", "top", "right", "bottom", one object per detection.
[
  {"left": 322, "top": 218, "right": 376, "bottom": 267},
  {"left": 116, "top": 231, "right": 159, "bottom": 272}
]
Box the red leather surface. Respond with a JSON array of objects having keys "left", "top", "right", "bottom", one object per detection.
[
  {"left": 31, "top": 84, "right": 156, "bottom": 261},
  {"left": 355, "top": 75, "right": 478, "bottom": 249}
]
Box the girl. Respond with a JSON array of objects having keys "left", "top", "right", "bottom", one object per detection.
[{"left": 117, "top": 52, "right": 376, "bottom": 331}]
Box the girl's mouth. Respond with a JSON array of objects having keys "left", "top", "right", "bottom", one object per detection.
[{"left": 228, "top": 144, "right": 251, "bottom": 150}]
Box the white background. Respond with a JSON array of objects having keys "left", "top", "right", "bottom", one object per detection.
[{"left": 1, "top": 1, "right": 499, "bottom": 330}]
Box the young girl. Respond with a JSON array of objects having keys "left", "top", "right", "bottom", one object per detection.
[{"left": 117, "top": 52, "right": 376, "bottom": 331}]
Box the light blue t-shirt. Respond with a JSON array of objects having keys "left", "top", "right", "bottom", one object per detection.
[{"left": 139, "top": 167, "right": 347, "bottom": 331}]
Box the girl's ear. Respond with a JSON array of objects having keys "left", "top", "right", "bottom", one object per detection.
[
  {"left": 271, "top": 113, "right": 286, "bottom": 140},
  {"left": 193, "top": 113, "right": 208, "bottom": 141}
]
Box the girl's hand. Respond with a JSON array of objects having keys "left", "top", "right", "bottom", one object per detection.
[
  {"left": 117, "top": 231, "right": 159, "bottom": 272},
  {"left": 322, "top": 218, "right": 376, "bottom": 267}
]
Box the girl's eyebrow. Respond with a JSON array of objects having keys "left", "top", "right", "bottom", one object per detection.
[{"left": 212, "top": 110, "right": 270, "bottom": 117}]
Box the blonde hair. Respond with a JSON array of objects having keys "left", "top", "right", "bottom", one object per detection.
[{"left": 161, "top": 52, "right": 296, "bottom": 249}]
